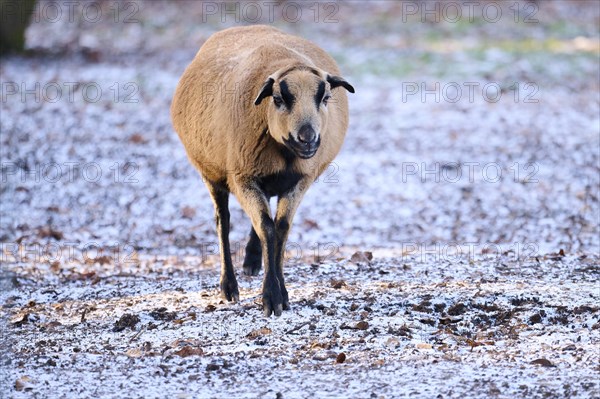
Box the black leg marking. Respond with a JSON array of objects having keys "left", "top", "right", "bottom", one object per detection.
[
  {"left": 230, "top": 178, "right": 285, "bottom": 317},
  {"left": 271, "top": 179, "right": 311, "bottom": 313},
  {"left": 243, "top": 227, "right": 262, "bottom": 276},
  {"left": 207, "top": 182, "right": 239, "bottom": 303},
  {"left": 275, "top": 217, "right": 290, "bottom": 310},
  {"left": 258, "top": 212, "right": 284, "bottom": 317}
]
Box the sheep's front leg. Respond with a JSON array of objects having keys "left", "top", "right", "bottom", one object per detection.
[
  {"left": 206, "top": 181, "right": 239, "bottom": 303},
  {"left": 231, "top": 178, "right": 283, "bottom": 317},
  {"left": 274, "top": 179, "right": 311, "bottom": 310}
]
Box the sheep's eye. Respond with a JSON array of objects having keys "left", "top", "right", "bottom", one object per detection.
[
  {"left": 322, "top": 95, "right": 331, "bottom": 106},
  {"left": 273, "top": 96, "right": 283, "bottom": 107}
]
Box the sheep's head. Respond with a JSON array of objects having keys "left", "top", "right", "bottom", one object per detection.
[{"left": 254, "top": 66, "right": 354, "bottom": 159}]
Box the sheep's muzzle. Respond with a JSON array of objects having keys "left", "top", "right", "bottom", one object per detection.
[
  {"left": 284, "top": 124, "right": 320, "bottom": 159},
  {"left": 284, "top": 133, "right": 320, "bottom": 159}
]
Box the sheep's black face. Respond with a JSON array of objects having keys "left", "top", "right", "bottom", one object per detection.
[
  {"left": 254, "top": 67, "right": 354, "bottom": 160},
  {"left": 255, "top": 70, "right": 326, "bottom": 159},
  {"left": 271, "top": 71, "right": 327, "bottom": 159}
]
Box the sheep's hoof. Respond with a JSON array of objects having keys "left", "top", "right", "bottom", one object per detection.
[
  {"left": 242, "top": 256, "right": 261, "bottom": 276},
  {"left": 264, "top": 302, "right": 283, "bottom": 317},
  {"left": 220, "top": 279, "right": 239, "bottom": 303},
  {"left": 282, "top": 287, "right": 290, "bottom": 310},
  {"left": 262, "top": 278, "right": 284, "bottom": 317},
  {"left": 243, "top": 264, "right": 261, "bottom": 276}
]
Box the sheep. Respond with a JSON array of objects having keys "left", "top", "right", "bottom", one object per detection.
[{"left": 171, "top": 25, "right": 354, "bottom": 317}]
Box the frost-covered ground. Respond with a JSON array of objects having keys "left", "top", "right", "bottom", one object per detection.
[{"left": 1, "top": 1, "right": 599, "bottom": 398}]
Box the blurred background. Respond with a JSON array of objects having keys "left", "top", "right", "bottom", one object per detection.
[
  {"left": 1, "top": 0, "right": 599, "bottom": 263},
  {"left": 1, "top": 2, "right": 599, "bottom": 397}
]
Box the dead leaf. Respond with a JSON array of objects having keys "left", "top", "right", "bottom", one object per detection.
[
  {"left": 416, "top": 343, "right": 433, "bottom": 349},
  {"left": 447, "top": 303, "right": 467, "bottom": 316},
  {"left": 129, "top": 133, "right": 146, "bottom": 144},
  {"left": 371, "top": 359, "right": 385, "bottom": 366},
  {"left": 112, "top": 314, "right": 140, "bottom": 332},
  {"left": 10, "top": 313, "right": 29, "bottom": 327},
  {"left": 165, "top": 339, "right": 204, "bottom": 357},
  {"left": 38, "top": 226, "right": 63, "bottom": 240},
  {"left": 246, "top": 327, "right": 272, "bottom": 339},
  {"left": 330, "top": 279, "right": 346, "bottom": 289},
  {"left": 169, "top": 338, "right": 202, "bottom": 347},
  {"left": 303, "top": 219, "right": 319, "bottom": 229},
  {"left": 71, "top": 271, "right": 97, "bottom": 280},
  {"left": 309, "top": 341, "right": 333, "bottom": 350},
  {"left": 126, "top": 348, "right": 143, "bottom": 358},
  {"left": 335, "top": 352, "right": 346, "bottom": 363},
  {"left": 149, "top": 308, "right": 177, "bottom": 321},
  {"left": 531, "top": 358, "right": 556, "bottom": 367},
  {"left": 547, "top": 249, "right": 566, "bottom": 261},
  {"left": 50, "top": 261, "right": 61, "bottom": 272},
  {"left": 466, "top": 339, "right": 486, "bottom": 348},
  {"left": 204, "top": 304, "right": 217, "bottom": 313},
  {"left": 15, "top": 376, "right": 33, "bottom": 391},
  {"left": 313, "top": 351, "right": 337, "bottom": 361},
  {"left": 439, "top": 317, "right": 462, "bottom": 325},
  {"left": 350, "top": 251, "right": 373, "bottom": 264},
  {"left": 182, "top": 206, "right": 196, "bottom": 219},
  {"left": 45, "top": 321, "right": 62, "bottom": 330},
  {"left": 355, "top": 321, "right": 369, "bottom": 330},
  {"left": 174, "top": 346, "right": 203, "bottom": 357},
  {"left": 95, "top": 255, "right": 112, "bottom": 265}
]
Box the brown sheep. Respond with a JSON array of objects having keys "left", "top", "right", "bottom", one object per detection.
[{"left": 171, "top": 25, "right": 354, "bottom": 316}]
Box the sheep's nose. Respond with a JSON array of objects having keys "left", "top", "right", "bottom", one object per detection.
[{"left": 297, "top": 124, "right": 316, "bottom": 144}]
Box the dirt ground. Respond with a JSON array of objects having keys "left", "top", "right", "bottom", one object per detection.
[{"left": 1, "top": 1, "right": 599, "bottom": 398}]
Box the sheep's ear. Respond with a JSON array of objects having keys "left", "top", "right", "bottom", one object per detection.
[
  {"left": 327, "top": 75, "right": 355, "bottom": 93},
  {"left": 254, "top": 78, "right": 275, "bottom": 105}
]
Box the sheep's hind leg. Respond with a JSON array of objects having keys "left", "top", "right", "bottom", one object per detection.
[
  {"left": 243, "top": 227, "right": 262, "bottom": 276},
  {"left": 206, "top": 181, "right": 239, "bottom": 303}
]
